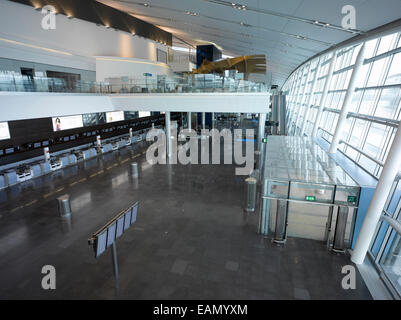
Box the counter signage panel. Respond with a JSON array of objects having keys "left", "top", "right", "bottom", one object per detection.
[
  {"left": 52, "top": 115, "right": 83, "bottom": 132},
  {"left": 0, "top": 122, "right": 11, "bottom": 140}
]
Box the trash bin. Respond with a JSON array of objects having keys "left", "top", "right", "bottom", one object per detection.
[
  {"left": 131, "top": 162, "right": 139, "bottom": 178},
  {"left": 245, "top": 177, "right": 257, "bottom": 212},
  {"left": 57, "top": 194, "right": 72, "bottom": 217}
]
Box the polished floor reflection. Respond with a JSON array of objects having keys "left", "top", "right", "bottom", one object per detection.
[{"left": 0, "top": 142, "right": 372, "bottom": 299}]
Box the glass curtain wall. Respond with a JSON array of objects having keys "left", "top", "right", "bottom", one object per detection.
[{"left": 283, "top": 31, "right": 401, "bottom": 179}]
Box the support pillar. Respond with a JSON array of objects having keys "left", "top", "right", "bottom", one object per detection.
[
  {"left": 312, "top": 50, "right": 337, "bottom": 137},
  {"left": 329, "top": 43, "right": 366, "bottom": 154},
  {"left": 258, "top": 113, "right": 267, "bottom": 151},
  {"left": 300, "top": 57, "right": 321, "bottom": 136},
  {"left": 165, "top": 111, "right": 171, "bottom": 160},
  {"left": 351, "top": 119, "right": 401, "bottom": 264},
  {"left": 202, "top": 112, "right": 206, "bottom": 129},
  {"left": 294, "top": 63, "right": 312, "bottom": 135},
  {"left": 187, "top": 112, "right": 191, "bottom": 130}
]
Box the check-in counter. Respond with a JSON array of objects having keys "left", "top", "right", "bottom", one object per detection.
[
  {"left": 50, "top": 158, "right": 63, "bottom": 171},
  {"left": 101, "top": 144, "right": 113, "bottom": 153},
  {"left": 60, "top": 154, "right": 70, "bottom": 167},
  {"left": 31, "top": 163, "right": 42, "bottom": 177},
  {"left": 69, "top": 154, "right": 77, "bottom": 165},
  {"left": 16, "top": 165, "right": 33, "bottom": 182},
  {"left": 40, "top": 161, "right": 51, "bottom": 175},
  {"left": 88, "top": 148, "right": 97, "bottom": 157},
  {"left": 74, "top": 150, "right": 85, "bottom": 162},
  {"left": 111, "top": 141, "right": 119, "bottom": 151},
  {"left": 124, "top": 137, "right": 132, "bottom": 146},
  {"left": 118, "top": 139, "right": 126, "bottom": 148},
  {"left": 0, "top": 175, "right": 6, "bottom": 189},
  {"left": 3, "top": 170, "right": 18, "bottom": 186}
]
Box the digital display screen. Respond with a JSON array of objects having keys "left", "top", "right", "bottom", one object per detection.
[
  {"left": 52, "top": 115, "right": 83, "bottom": 132},
  {"left": 83, "top": 113, "right": 106, "bottom": 126},
  {"left": 124, "top": 209, "right": 132, "bottom": 231},
  {"left": 106, "top": 222, "right": 116, "bottom": 248},
  {"left": 116, "top": 216, "right": 125, "bottom": 239},
  {"left": 131, "top": 204, "right": 138, "bottom": 224},
  {"left": 305, "top": 195, "right": 316, "bottom": 202},
  {"left": 0, "top": 122, "right": 11, "bottom": 140},
  {"left": 106, "top": 111, "right": 124, "bottom": 123},
  {"left": 96, "top": 230, "right": 107, "bottom": 258}
]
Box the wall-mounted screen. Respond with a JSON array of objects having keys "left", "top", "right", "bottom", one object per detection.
[
  {"left": 116, "top": 216, "right": 125, "bottom": 239},
  {"left": 106, "top": 222, "right": 116, "bottom": 248},
  {"left": 52, "top": 115, "right": 83, "bottom": 132},
  {"left": 106, "top": 111, "right": 124, "bottom": 123},
  {"left": 131, "top": 203, "right": 138, "bottom": 224},
  {"left": 0, "top": 122, "right": 11, "bottom": 140},
  {"left": 96, "top": 230, "right": 107, "bottom": 258},
  {"left": 83, "top": 113, "right": 106, "bottom": 126},
  {"left": 123, "top": 209, "right": 132, "bottom": 231}
]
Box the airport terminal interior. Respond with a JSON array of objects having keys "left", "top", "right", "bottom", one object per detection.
[{"left": 0, "top": 0, "right": 401, "bottom": 301}]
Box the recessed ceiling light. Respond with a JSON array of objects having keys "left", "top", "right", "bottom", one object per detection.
[{"left": 143, "top": 3, "right": 150, "bottom": 7}]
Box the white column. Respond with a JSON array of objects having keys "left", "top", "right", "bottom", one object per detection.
[
  {"left": 187, "top": 112, "right": 191, "bottom": 130},
  {"left": 329, "top": 43, "right": 366, "bottom": 154},
  {"left": 258, "top": 113, "right": 267, "bottom": 151},
  {"left": 212, "top": 112, "right": 214, "bottom": 129},
  {"left": 300, "top": 57, "right": 321, "bottom": 136},
  {"left": 351, "top": 120, "right": 401, "bottom": 264},
  {"left": 294, "top": 63, "right": 312, "bottom": 134},
  {"left": 290, "top": 67, "right": 306, "bottom": 134},
  {"left": 202, "top": 112, "right": 206, "bottom": 129},
  {"left": 312, "top": 51, "right": 337, "bottom": 137},
  {"left": 287, "top": 69, "right": 302, "bottom": 131},
  {"left": 44, "top": 147, "right": 50, "bottom": 162},
  {"left": 165, "top": 112, "right": 171, "bottom": 160},
  {"left": 286, "top": 73, "right": 298, "bottom": 123}
]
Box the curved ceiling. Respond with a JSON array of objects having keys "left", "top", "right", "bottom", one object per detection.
[{"left": 97, "top": 0, "right": 401, "bottom": 87}]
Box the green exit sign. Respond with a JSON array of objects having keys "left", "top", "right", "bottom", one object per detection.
[
  {"left": 305, "top": 195, "right": 316, "bottom": 202},
  {"left": 262, "top": 138, "right": 268, "bottom": 143},
  {"left": 348, "top": 196, "right": 357, "bottom": 203}
]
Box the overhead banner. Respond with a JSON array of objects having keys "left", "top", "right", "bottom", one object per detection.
[
  {"left": 106, "top": 111, "right": 125, "bottom": 123},
  {"left": 52, "top": 115, "right": 83, "bottom": 132},
  {"left": 0, "top": 122, "right": 11, "bottom": 140}
]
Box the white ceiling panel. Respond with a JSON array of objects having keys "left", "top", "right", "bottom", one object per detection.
[{"left": 97, "top": 0, "right": 401, "bottom": 87}]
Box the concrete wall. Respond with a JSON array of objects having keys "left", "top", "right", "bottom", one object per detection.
[
  {"left": 0, "top": 92, "right": 270, "bottom": 122},
  {"left": 0, "top": 92, "right": 114, "bottom": 122},
  {"left": 0, "top": 1, "right": 169, "bottom": 74},
  {"left": 0, "top": 57, "right": 96, "bottom": 82}
]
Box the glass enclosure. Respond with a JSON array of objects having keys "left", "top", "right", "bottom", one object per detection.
[{"left": 260, "top": 136, "right": 360, "bottom": 250}]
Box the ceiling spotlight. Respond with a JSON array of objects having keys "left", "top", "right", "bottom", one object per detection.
[
  {"left": 143, "top": 3, "right": 150, "bottom": 7},
  {"left": 105, "top": 25, "right": 111, "bottom": 29}
]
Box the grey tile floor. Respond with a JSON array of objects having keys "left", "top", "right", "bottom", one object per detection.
[{"left": 0, "top": 142, "right": 372, "bottom": 300}]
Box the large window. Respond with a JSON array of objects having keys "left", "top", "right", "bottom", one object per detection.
[{"left": 283, "top": 31, "right": 401, "bottom": 178}]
